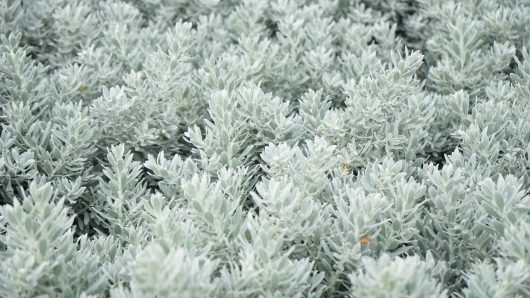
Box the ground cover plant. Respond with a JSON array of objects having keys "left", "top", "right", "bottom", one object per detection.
[{"left": 1, "top": 0, "right": 529, "bottom": 297}]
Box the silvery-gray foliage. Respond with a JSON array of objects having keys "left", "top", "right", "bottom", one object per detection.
[
  {"left": 1, "top": 0, "right": 529, "bottom": 297},
  {"left": 349, "top": 253, "right": 448, "bottom": 298}
]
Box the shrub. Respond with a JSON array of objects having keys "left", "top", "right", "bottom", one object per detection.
[{"left": 1, "top": 0, "right": 529, "bottom": 297}]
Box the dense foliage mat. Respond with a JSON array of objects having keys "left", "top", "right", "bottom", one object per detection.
[{"left": 1, "top": 0, "right": 529, "bottom": 297}]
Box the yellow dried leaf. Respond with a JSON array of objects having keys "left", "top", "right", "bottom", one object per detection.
[
  {"left": 359, "top": 236, "right": 373, "bottom": 246},
  {"left": 341, "top": 163, "right": 350, "bottom": 174}
]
